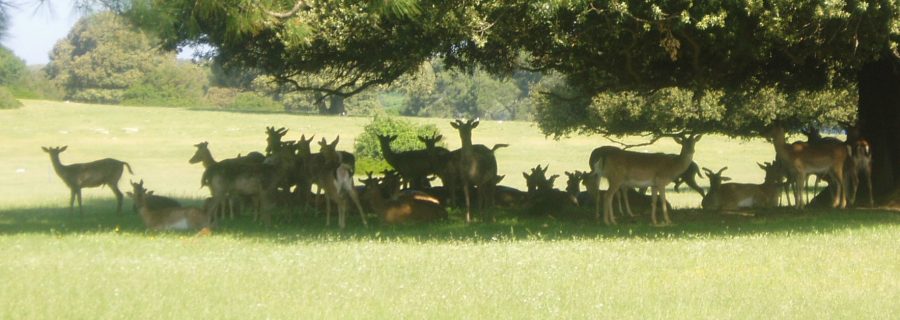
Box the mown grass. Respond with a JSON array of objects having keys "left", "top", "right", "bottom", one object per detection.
[{"left": 1, "top": 100, "right": 899, "bottom": 318}]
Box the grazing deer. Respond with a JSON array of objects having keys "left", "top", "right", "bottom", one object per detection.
[
  {"left": 376, "top": 134, "right": 435, "bottom": 189},
  {"left": 594, "top": 133, "right": 702, "bottom": 226},
  {"left": 701, "top": 167, "right": 779, "bottom": 211},
  {"left": 767, "top": 126, "right": 849, "bottom": 209},
  {"left": 359, "top": 173, "right": 447, "bottom": 224},
  {"left": 450, "top": 119, "right": 504, "bottom": 223},
  {"left": 847, "top": 139, "right": 874, "bottom": 207},
  {"left": 317, "top": 137, "right": 367, "bottom": 229},
  {"left": 128, "top": 180, "right": 211, "bottom": 231},
  {"left": 42, "top": 146, "right": 133, "bottom": 215}
]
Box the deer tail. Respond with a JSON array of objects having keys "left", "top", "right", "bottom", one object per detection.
[
  {"left": 122, "top": 162, "right": 134, "bottom": 175},
  {"left": 491, "top": 144, "right": 510, "bottom": 152}
]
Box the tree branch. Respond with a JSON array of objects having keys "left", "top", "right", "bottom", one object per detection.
[{"left": 265, "top": 1, "right": 309, "bottom": 19}]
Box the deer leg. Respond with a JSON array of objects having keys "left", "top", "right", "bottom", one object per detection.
[
  {"left": 649, "top": 187, "right": 659, "bottom": 226},
  {"left": 794, "top": 174, "right": 805, "bottom": 209},
  {"left": 847, "top": 168, "right": 859, "bottom": 207},
  {"left": 865, "top": 168, "right": 874, "bottom": 207},
  {"left": 604, "top": 181, "right": 620, "bottom": 226},
  {"left": 622, "top": 188, "right": 635, "bottom": 217},
  {"left": 110, "top": 184, "right": 124, "bottom": 215},
  {"left": 462, "top": 182, "right": 472, "bottom": 223},
  {"left": 659, "top": 187, "right": 671, "bottom": 225},
  {"left": 76, "top": 189, "right": 83, "bottom": 215},
  {"left": 594, "top": 180, "right": 602, "bottom": 222},
  {"left": 68, "top": 189, "right": 77, "bottom": 214},
  {"left": 347, "top": 188, "right": 368, "bottom": 227}
]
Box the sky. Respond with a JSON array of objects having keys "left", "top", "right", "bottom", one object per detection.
[
  {"left": 2, "top": 2, "right": 196, "bottom": 65},
  {"left": 2, "top": 1, "right": 82, "bottom": 65}
]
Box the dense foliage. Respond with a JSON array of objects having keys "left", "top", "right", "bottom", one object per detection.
[{"left": 354, "top": 116, "right": 442, "bottom": 174}]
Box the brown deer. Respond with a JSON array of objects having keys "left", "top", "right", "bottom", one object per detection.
[
  {"left": 594, "top": 133, "right": 702, "bottom": 226},
  {"left": 848, "top": 139, "right": 874, "bottom": 207},
  {"left": 767, "top": 126, "right": 849, "bottom": 209},
  {"left": 701, "top": 167, "right": 780, "bottom": 211},
  {"left": 317, "top": 137, "right": 367, "bottom": 229},
  {"left": 128, "top": 180, "right": 211, "bottom": 231},
  {"left": 359, "top": 173, "right": 448, "bottom": 225},
  {"left": 42, "top": 146, "right": 133, "bottom": 215},
  {"left": 190, "top": 141, "right": 267, "bottom": 220},
  {"left": 376, "top": 134, "right": 436, "bottom": 189},
  {"left": 450, "top": 119, "right": 503, "bottom": 223}
]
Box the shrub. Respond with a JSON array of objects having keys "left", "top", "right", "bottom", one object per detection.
[
  {"left": 121, "top": 61, "right": 206, "bottom": 107},
  {"left": 227, "top": 92, "right": 283, "bottom": 112},
  {"left": 203, "top": 87, "right": 240, "bottom": 108},
  {"left": 354, "top": 116, "right": 443, "bottom": 173},
  {"left": 0, "top": 87, "right": 22, "bottom": 109}
]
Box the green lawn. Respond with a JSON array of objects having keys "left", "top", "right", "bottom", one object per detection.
[{"left": 1, "top": 100, "right": 898, "bottom": 318}]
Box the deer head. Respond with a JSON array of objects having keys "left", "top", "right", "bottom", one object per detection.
[{"left": 265, "top": 126, "right": 289, "bottom": 155}]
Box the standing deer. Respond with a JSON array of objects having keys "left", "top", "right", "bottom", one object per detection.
[
  {"left": 317, "top": 137, "right": 367, "bottom": 229},
  {"left": 594, "top": 133, "right": 702, "bottom": 226},
  {"left": 847, "top": 139, "right": 874, "bottom": 207},
  {"left": 42, "top": 146, "right": 133, "bottom": 215},
  {"left": 767, "top": 126, "right": 849, "bottom": 209},
  {"left": 264, "top": 126, "right": 289, "bottom": 156},
  {"left": 450, "top": 119, "right": 502, "bottom": 223},
  {"left": 128, "top": 180, "right": 211, "bottom": 231},
  {"left": 189, "top": 141, "right": 266, "bottom": 219},
  {"left": 376, "top": 134, "right": 435, "bottom": 189}
]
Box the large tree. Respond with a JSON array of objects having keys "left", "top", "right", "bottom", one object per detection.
[{"left": 114, "top": 1, "right": 900, "bottom": 200}]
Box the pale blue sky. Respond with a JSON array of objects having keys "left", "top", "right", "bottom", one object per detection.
[
  {"left": 2, "top": 1, "right": 81, "bottom": 65},
  {"left": 2, "top": 2, "right": 196, "bottom": 65}
]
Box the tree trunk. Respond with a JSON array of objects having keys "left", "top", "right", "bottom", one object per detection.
[
  {"left": 328, "top": 95, "right": 346, "bottom": 115},
  {"left": 315, "top": 92, "right": 328, "bottom": 114},
  {"left": 857, "top": 56, "right": 900, "bottom": 202}
]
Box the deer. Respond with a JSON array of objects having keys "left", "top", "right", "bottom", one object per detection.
[
  {"left": 522, "top": 165, "right": 577, "bottom": 215},
  {"left": 317, "top": 137, "right": 367, "bottom": 229},
  {"left": 847, "top": 139, "right": 874, "bottom": 207},
  {"left": 295, "top": 134, "right": 356, "bottom": 207},
  {"left": 493, "top": 175, "right": 526, "bottom": 208},
  {"left": 701, "top": 167, "right": 780, "bottom": 212},
  {"left": 593, "top": 133, "right": 702, "bottom": 226},
  {"left": 359, "top": 172, "right": 448, "bottom": 225},
  {"left": 190, "top": 141, "right": 266, "bottom": 219},
  {"left": 376, "top": 134, "right": 436, "bottom": 189},
  {"left": 766, "top": 126, "right": 849, "bottom": 209},
  {"left": 127, "top": 180, "right": 212, "bottom": 231},
  {"left": 264, "top": 126, "right": 289, "bottom": 156},
  {"left": 450, "top": 119, "right": 506, "bottom": 223},
  {"left": 672, "top": 162, "right": 705, "bottom": 197},
  {"left": 42, "top": 146, "right": 133, "bottom": 215}
]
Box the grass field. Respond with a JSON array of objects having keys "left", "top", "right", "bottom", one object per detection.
[{"left": 1, "top": 100, "right": 898, "bottom": 318}]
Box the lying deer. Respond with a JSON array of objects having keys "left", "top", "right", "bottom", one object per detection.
[
  {"left": 128, "top": 180, "right": 211, "bottom": 231},
  {"left": 359, "top": 172, "right": 447, "bottom": 224},
  {"left": 42, "top": 146, "right": 133, "bottom": 215},
  {"left": 701, "top": 167, "right": 780, "bottom": 212}
]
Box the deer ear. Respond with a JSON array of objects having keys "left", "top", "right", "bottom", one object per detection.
[
  {"left": 522, "top": 172, "right": 529, "bottom": 180},
  {"left": 722, "top": 177, "right": 732, "bottom": 182},
  {"left": 450, "top": 121, "right": 460, "bottom": 129},
  {"left": 41, "top": 147, "right": 49, "bottom": 152},
  {"left": 472, "top": 119, "right": 480, "bottom": 128},
  {"left": 331, "top": 136, "right": 340, "bottom": 146},
  {"left": 60, "top": 146, "right": 68, "bottom": 152}
]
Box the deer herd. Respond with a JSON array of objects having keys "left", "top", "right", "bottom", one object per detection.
[{"left": 40, "top": 119, "right": 876, "bottom": 231}]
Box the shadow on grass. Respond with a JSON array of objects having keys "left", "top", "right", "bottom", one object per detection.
[{"left": 1, "top": 198, "right": 898, "bottom": 242}]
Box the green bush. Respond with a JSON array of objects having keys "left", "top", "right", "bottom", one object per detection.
[
  {"left": 121, "top": 61, "right": 206, "bottom": 107},
  {"left": 0, "top": 87, "right": 22, "bottom": 109},
  {"left": 9, "top": 67, "right": 65, "bottom": 100},
  {"left": 227, "top": 92, "right": 283, "bottom": 112},
  {"left": 354, "top": 116, "right": 443, "bottom": 172},
  {"left": 203, "top": 87, "right": 240, "bottom": 108}
]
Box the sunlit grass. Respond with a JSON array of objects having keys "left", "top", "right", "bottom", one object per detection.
[{"left": 2, "top": 100, "right": 898, "bottom": 318}]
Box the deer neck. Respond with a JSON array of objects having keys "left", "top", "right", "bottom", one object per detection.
[
  {"left": 674, "top": 141, "right": 696, "bottom": 174},
  {"left": 458, "top": 132, "right": 474, "bottom": 154},
  {"left": 770, "top": 129, "right": 793, "bottom": 165},
  {"left": 379, "top": 141, "right": 397, "bottom": 162},
  {"left": 48, "top": 153, "right": 69, "bottom": 177}
]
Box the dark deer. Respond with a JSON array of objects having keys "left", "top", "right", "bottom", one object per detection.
[
  {"left": 450, "top": 119, "right": 502, "bottom": 223},
  {"left": 42, "top": 146, "right": 133, "bottom": 215},
  {"left": 376, "top": 134, "right": 435, "bottom": 189}
]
